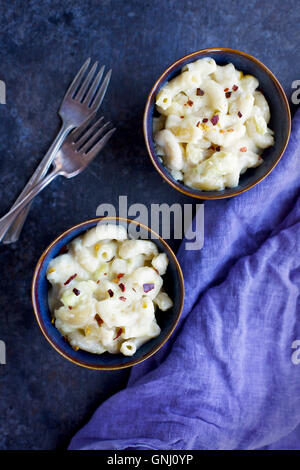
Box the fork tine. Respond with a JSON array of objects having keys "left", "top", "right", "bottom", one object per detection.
[
  {"left": 85, "top": 128, "right": 116, "bottom": 161},
  {"left": 70, "top": 111, "right": 97, "bottom": 141},
  {"left": 89, "top": 69, "right": 112, "bottom": 110},
  {"left": 75, "top": 61, "right": 98, "bottom": 101},
  {"left": 64, "top": 58, "right": 91, "bottom": 99},
  {"left": 80, "top": 120, "right": 111, "bottom": 154},
  {"left": 84, "top": 65, "right": 105, "bottom": 106},
  {"left": 75, "top": 116, "right": 104, "bottom": 147}
]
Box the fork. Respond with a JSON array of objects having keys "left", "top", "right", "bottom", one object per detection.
[
  {"left": 0, "top": 113, "right": 116, "bottom": 243},
  {"left": 3, "top": 58, "right": 112, "bottom": 244}
]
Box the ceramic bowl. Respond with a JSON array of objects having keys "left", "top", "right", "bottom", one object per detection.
[
  {"left": 32, "top": 217, "right": 184, "bottom": 370},
  {"left": 144, "top": 48, "right": 291, "bottom": 199}
]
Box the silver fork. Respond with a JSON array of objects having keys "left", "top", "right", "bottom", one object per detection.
[
  {"left": 3, "top": 58, "right": 112, "bottom": 244},
  {"left": 0, "top": 113, "right": 116, "bottom": 243}
]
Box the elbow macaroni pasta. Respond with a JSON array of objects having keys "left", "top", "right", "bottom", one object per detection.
[
  {"left": 47, "top": 225, "right": 173, "bottom": 356},
  {"left": 154, "top": 58, "right": 274, "bottom": 191}
]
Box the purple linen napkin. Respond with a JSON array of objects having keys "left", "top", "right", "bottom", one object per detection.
[{"left": 69, "top": 110, "right": 300, "bottom": 450}]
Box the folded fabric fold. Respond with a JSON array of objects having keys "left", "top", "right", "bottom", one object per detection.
[{"left": 69, "top": 110, "right": 300, "bottom": 451}]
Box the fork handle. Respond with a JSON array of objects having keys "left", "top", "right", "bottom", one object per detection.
[
  {"left": 2, "top": 121, "right": 73, "bottom": 244},
  {"left": 0, "top": 168, "right": 61, "bottom": 243}
]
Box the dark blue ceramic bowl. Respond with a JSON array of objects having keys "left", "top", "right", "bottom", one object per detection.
[
  {"left": 32, "top": 217, "right": 184, "bottom": 370},
  {"left": 144, "top": 48, "right": 291, "bottom": 199}
]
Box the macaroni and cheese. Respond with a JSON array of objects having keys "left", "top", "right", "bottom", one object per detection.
[
  {"left": 47, "top": 224, "right": 173, "bottom": 356},
  {"left": 154, "top": 58, "right": 274, "bottom": 191}
]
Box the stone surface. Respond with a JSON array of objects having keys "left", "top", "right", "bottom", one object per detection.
[{"left": 0, "top": 0, "right": 299, "bottom": 450}]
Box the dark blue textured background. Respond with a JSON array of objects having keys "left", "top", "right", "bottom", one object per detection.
[{"left": 0, "top": 0, "right": 299, "bottom": 450}]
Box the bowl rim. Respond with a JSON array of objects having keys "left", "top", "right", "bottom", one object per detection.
[
  {"left": 32, "top": 216, "right": 185, "bottom": 370},
  {"left": 143, "top": 47, "right": 291, "bottom": 200}
]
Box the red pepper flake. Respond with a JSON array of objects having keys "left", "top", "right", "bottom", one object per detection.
[
  {"left": 225, "top": 91, "right": 232, "bottom": 98},
  {"left": 64, "top": 273, "right": 77, "bottom": 285},
  {"left": 202, "top": 118, "right": 208, "bottom": 123},
  {"left": 210, "top": 115, "right": 219, "bottom": 126},
  {"left": 96, "top": 280, "right": 101, "bottom": 284},
  {"left": 94, "top": 314, "right": 103, "bottom": 327},
  {"left": 196, "top": 121, "right": 201, "bottom": 127},
  {"left": 238, "top": 111, "right": 243, "bottom": 118},
  {"left": 180, "top": 115, "right": 184, "bottom": 119},
  {"left": 232, "top": 84, "right": 238, "bottom": 91},
  {"left": 108, "top": 289, "right": 114, "bottom": 297},
  {"left": 104, "top": 273, "right": 107, "bottom": 276},
  {"left": 58, "top": 245, "right": 68, "bottom": 255},
  {"left": 119, "top": 296, "right": 127, "bottom": 302},
  {"left": 240, "top": 147, "right": 247, "bottom": 152},
  {"left": 143, "top": 283, "right": 155, "bottom": 293},
  {"left": 113, "top": 328, "right": 123, "bottom": 340},
  {"left": 73, "top": 288, "right": 80, "bottom": 296},
  {"left": 196, "top": 88, "right": 204, "bottom": 96},
  {"left": 117, "top": 273, "right": 124, "bottom": 279},
  {"left": 186, "top": 99, "right": 193, "bottom": 107},
  {"left": 68, "top": 306, "right": 73, "bottom": 310},
  {"left": 119, "top": 283, "right": 125, "bottom": 292},
  {"left": 215, "top": 146, "right": 221, "bottom": 152},
  {"left": 224, "top": 87, "right": 229, "bottom": 92}
]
